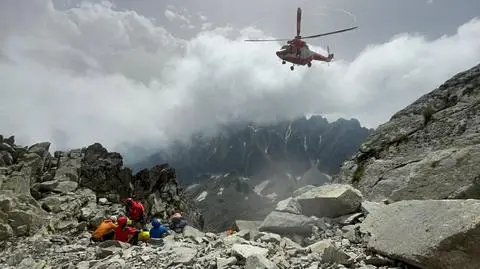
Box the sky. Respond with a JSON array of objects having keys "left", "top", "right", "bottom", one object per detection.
[{"left": 1, "top": 0, "right": 480, "bottom": 163}]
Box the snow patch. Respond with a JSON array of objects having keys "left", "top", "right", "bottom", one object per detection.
[
  {"left": 266, "top": 193, "right": 277, "bottom": 200},
  {"left": 303, "top": 136, "right": 308, "bottom": 151},
  {"left": 244, "top": 196, "right": 249, "bottom": 200},
  {"left": 285, "top": 124, "right": 292, "bottom": 141},
  {"left": 210, "top": 175, "right": 222, "bottom": 180},
  {"left": 217, "top": 187, "right": 224, "bottom": 195},
  {"left": 186, "top": 184, "right": 199, "bottom": 191},
  {"left": 239, "top": 176, "right": 250, "bottom": 182},
  {"left": 254, "top": 180, "right": 270, "bottom": 196},
  {"left": 196, "top": 191, "right": 208, "bottom": 202}
]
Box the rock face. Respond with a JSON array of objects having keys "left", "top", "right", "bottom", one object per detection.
[
  {"left": 132, "top": 115, "right": 372, "bottom": 185},
  {"left": 335, "top": 63, "right": 480, "bottom": 202},
  {"left": 360, "top": 199, "right": 480, "bottom": 269},
  {"left": 0, "top": 135, "right": 200, "bottom": 241}
]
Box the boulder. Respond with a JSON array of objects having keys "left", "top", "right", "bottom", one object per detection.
[
  {"left": 245, "top": 255, "right": 279, "bottom": 269},
  {"left": 296, "top": 184, "right": 363, "bottom": 218},
  {"left": 275, "top": 197, "right": 301, "bottom": 214},
  {"left": 231, "top": 244, "right": 268, "bottom": 259},
  {"left": 259, "top": 211, "right": 315, "bottom": 235},
  {"left": 306, "top": 239, "right": 350, "bottom": 264},
  {"left": 234, "top": 220, "right": 262, "bottom": 240},
  {"left": 360, "top": 199, "right": 480, "bottom": 269}
]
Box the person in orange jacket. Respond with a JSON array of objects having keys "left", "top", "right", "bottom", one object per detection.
[{"left": 91, "top": 216, "right": 118, "bottom": 242}]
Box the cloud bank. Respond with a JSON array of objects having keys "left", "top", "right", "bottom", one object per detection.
[{"left": 1, "top": 0, "right": 480, "bottom": 162}]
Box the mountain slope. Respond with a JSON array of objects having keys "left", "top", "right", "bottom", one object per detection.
[
  {"left": 184, "top": 165, "right": 332, "bottom": 232},
  {"left": 334, "top": 62, "right": 480, "bottom": 202},
  {"left": 132, "top": 116, "right": 371, "bottom": 185}
]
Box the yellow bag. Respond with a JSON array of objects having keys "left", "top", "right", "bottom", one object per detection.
[{"left": 138, "top": 230, "right": 150, "bottom": 241}]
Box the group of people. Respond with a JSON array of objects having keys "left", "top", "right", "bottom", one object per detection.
[{"left": 90, "top": 197, "right": 188, "bottom": 245}]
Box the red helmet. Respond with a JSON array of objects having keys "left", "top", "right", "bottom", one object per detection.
[{"left": 117, "top": 216, "right": 128, "bottom": 227}]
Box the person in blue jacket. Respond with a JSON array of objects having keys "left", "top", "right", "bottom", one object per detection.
[{"left": 149, "top": 218, "right": 169, "bottom": 239}]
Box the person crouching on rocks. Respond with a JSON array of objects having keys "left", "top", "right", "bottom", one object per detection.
[
  {"left": 114, "top": 216, "right": 140, "bottom": 245},
  {"left": 91, "top": 216, "right": 117, "bottom": 242},
  {"left": 169, "top": 209, "right": 187, "bottom": 233},
  {"left": 122, "top": 197, "right": 146, "bottom": 228},
  {"left": 150, "top": 218, "right": 169, "bottom": 239}
]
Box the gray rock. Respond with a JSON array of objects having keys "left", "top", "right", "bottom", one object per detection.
[
  {"left": 172, "top": 247, "right": 197, "bottom": 264},
  {"left": 306, "top": 239, "right": 350, "bottom": 264},
  {"left": 296, "top": 184, "right": 363, "bottom": 218},
  {"left": 293, "top": 185, "right": 316, "bottom": 197},
  {"left": 183, "top": 226, "right": 205, "bottom": 243},
  {"left": 235, "top": 220, "right": 263, "bottom": 240},
  {"left": 245, "top": 255, "right": 279, "bottom": 269},
  {"left": 361, "top": 201, "right": 387, "bottom": 216},
  {"left": 231, "top": 244, "right": 268, "bottom": 259},
  {"left": 53, "top": 181, "right": 78, "bottom": 193},
  {"left": 2, "top": 171, "right": 31, "bottom": 195},
  {"left": 254, "top": 232, "right": 282, "bottom": 244},
  {"left": 0, "top": 223, "right": 13, "bottom": 240},
  {"left": 275, "top": 197, "right": 301, "bottom": 214},
  {"left": 259, "top": 211, "right": 315, "bottom": 235},
  {"left": 216, "top": 257, "right": 237, "bottom": 269},
  {"left": 360, "top": 199, "right": 480, "bottom": 269}
]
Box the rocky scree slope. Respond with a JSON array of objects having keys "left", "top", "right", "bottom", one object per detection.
[
  {"left": 0, "top": 135, "right": 201, "bottom": 241},
  {"left": 334, "top": 62, "right": 480, "bottom": 202},
  {"left": 2, "top": 180, "right": 480, "bottom": 269},
  {"left": 132, "top": 116, "right": 371, "bottom": 185}
]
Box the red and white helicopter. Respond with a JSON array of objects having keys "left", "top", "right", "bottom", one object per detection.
[{"left": 245, "top": 7, "right": 358, "bottom": 71}]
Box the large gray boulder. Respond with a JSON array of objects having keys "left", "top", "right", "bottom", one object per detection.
[
  {"left": 259, "top": 211, "right": 315, "bottom": 235},
  {"left": 296, "top": 184, "right": 363, "bottom": 218},
  {"left": 360, "top": 199, "right": 480, "bottom": 269}
]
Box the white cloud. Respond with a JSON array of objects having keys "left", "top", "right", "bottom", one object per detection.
[
  {"left": 202, "top": 23, "right": 213, "bottom": 30},
  {"left": 1, "top": 0, "right": 480, "bottom": 162}
]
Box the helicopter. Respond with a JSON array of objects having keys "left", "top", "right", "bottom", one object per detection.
[{"left": 245, "top": 7, "right": 358, "bottom": 71}]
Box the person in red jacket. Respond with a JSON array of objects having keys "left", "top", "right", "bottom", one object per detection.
[
  {"left": 122, "top": 198, "right": 146, "bottom": 226},
  {"left": 114, "top": 216, "right": 139, "bottom": 245}
]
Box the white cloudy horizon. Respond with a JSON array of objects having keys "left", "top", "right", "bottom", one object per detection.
[{"left": 1, "top": 0, "right": 480, "bottom": 163}]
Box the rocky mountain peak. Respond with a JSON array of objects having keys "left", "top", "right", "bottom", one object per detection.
[
  {"left": 334, "top": 62, "right": 480, "bottom": 202},
  {"left": 132, "top": 115, "right": 371, "bottom": 186}
]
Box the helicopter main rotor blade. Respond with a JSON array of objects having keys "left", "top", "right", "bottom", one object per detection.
[
  {"left": 244, "top": 38, "right": 291, "bottom": 42},
  {"left": 300, "top": 26, "right": 358, "bottom": 39},
  {"left": 296, "top": 7, "right": 302, "bottom": 37}
]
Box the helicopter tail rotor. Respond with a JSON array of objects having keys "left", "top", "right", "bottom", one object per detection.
[{"left": 326, "top": 45, "right": 334, "bottom": 66}]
